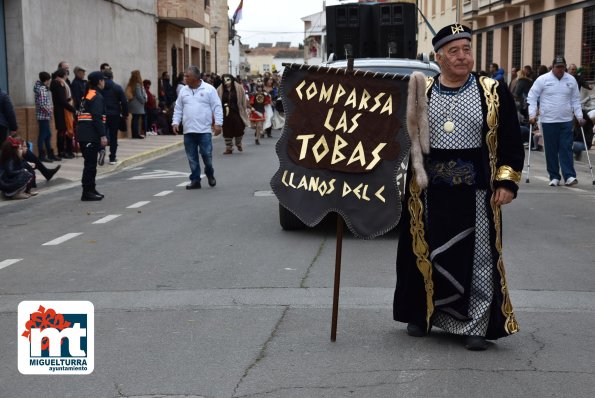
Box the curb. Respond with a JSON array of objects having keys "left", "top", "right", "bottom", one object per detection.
[
  {"left": 98, "top": 140, "right": 185, "bottom": 175},
  {"left": 0, "top": 140, "right": 185, "bottom": 208}
]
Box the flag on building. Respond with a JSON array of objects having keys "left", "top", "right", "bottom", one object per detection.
[{"left": 233, "top": 0, "right": 243, "bottom": 25}]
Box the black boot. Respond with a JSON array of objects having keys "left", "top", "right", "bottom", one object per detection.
[
  {"left": 39, "top": 151, "right": 53, "bottom": 163},
  {"left": 38, "top": 163, "right": 61, "bottom": 181},
  {"left": 465, "top": 335, "right": 488, "bottom": 351},
  {"left": 48, "top": 150, "right": 61, "bottom": 161},
  {"left": 81, "top": 190, "right": 103, "bottom": 201},
  {"left": 91, "top": 186, "right": 104, "bottom": 199}
]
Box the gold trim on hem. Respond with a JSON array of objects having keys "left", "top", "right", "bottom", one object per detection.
[
  {"left": 408, "top": 173, "right": 434, "bottom": 331},
  {"left": 479, "top": 76, "right": 519, "bottom": 335}
]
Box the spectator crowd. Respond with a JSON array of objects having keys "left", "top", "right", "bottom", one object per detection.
[{"left": 0, "top": 60, "right": 286, "bottom": 200}]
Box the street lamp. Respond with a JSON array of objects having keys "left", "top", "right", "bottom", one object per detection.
[{"left": 211, "top": 25, "right": 221, "bottom": 74}]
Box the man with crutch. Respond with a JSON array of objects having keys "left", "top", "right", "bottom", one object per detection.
[
  {"left": 573, "top": 110, "right": 595, "bottom": 184},
  {"left": 527, "top": 56, "right": 585, "bottom": 187}
]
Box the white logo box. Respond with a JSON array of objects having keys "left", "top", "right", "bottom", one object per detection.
[{"left": 18, "top": 301, "right": 94, "bottom": 375}]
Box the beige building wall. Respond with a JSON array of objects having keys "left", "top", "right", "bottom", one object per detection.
[
  {"left": 209, "top": 0, "right": 229, "bottom": 75},
  {"left": 158, "top": 22, "right": 185, "bottom": 79},
  {"left": 542, "top": 15, "right": 556, "bottom": 67},
  {"left": 464, "top": 0, "right": 592, "bottom": 81},
  {"left": 246, "top": 54, "right": 276, "bottom": 76},
  {"left": 565, "top": 9, "right": 583, "bottom": 65},
  {"left": 4, "top": 0, "right": 158, "bottom": 147},
  {"left": 417, "top": 0, "right": 460, "bottom": 56}
]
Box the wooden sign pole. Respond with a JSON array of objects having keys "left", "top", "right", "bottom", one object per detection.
[
  {"left": 330, "top": 55, "right": 354, "bottom": 342},
  {"left": 331, "top": 215, "right": 344, "bottom": 342}
]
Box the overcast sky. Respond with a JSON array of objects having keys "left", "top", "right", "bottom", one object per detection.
[{"left": 228, "top": 0, "right": 348, "bottom": 48}]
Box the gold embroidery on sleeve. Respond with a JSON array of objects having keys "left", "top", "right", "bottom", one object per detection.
[{"left": 496, "top": 165, "right": 521, "bottom": 184}]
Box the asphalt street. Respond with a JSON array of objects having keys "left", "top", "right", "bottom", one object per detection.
[{"left": 0, "top": 130, "right": 594, "bottom": 398}]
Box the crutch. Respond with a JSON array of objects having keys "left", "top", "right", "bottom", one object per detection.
[
  {"left": 579, "top": 125, "right": 595, "bottom": 185},
  {"left": 525, "top": 123, "right": 533, "bottom": 183}
]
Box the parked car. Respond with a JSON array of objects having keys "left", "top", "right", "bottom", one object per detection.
[{"left": 279, "top": 58, "right": 440, "bottom": 230}]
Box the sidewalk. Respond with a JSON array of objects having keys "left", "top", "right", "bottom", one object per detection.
[{"left": 3, "top": 135, "right": 184, "bottom": 200}]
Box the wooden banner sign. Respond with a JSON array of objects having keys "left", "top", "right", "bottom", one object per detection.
[{"left": 271, "top": 64, "right": 411, "bottom": 239}]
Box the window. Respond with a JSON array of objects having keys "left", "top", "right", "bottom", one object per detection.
[
  {"left": 582, "top": 6, "right": 594, "bottom": 80},
  {"left": 204, "top": 0, "right": 209, "bottom": 8},
  {"left": 476, "top": 33, "right": 482, "bottom": 73},
  {"left": 532, "top": 19, "right": 542, "bottom": 73},
  {"left": 380, "top": 5, "right": 391, "bottom": 24},
  {"left": 555, "top": 13, "right": 566, "bottom": 58},
  {"left": 486, "top": 31, "right": 493, "bottom": 69},
  {"left": 512, "top": 24, "right": 522, "bottom": 71}
]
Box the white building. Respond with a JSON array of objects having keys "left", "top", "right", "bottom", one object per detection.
[{"left": 302, "top": 9, "right": 327, "bottom": 65}]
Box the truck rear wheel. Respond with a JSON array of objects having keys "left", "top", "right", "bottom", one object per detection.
[{"left": 279, "top": 203, "right": 306, "bottom": 230}]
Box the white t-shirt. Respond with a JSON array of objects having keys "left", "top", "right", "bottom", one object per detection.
[
  {"left": 527, "top": 71, "right": 582, "bottom": 123},
  {"left": 172, "top": 81, "right": 223, "bottom": 134}
]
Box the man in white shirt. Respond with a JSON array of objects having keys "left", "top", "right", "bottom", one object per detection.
[
  {"left": 528, "top": 56, "right": 585, "bottom": 187},
  {"left": 172, "top": 66, "right": 223, "bottom": 189}
]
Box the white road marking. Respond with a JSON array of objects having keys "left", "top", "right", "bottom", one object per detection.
[
  {"left": 177, "top": 173, "right": 206, "bottom": 187},
  {"left": 93, "top": 214, "right": 122, "bottom": 224},
  {"left": 154, "top": 191, "right": 173, "bottom": 197},
  {"left": 42, "top": 233, "right": 83, "bottom": 246},
  {"left": 0, "top": 259, "right": 23, "bottom": 271},
  {"left": 254, "top": 190, "right": 275, "bottom": 197},
  {"left": 127, "top": 201, "right": 150, "bottom": 209},
  {"left": 129, "top": 170, "right": 189, "bottom": 180}
]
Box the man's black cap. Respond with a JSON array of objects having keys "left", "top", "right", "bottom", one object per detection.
[
  {"left": 87, "top": 71, "right": 106, "bottom": 85},
  {"left": 552, "top": 56, "right": 567, "bottom": 66},
  {"left": 432, "top": 23, "right": 472, "bottom": 52}
]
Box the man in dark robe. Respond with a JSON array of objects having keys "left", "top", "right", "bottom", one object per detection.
[{"left": 393, "top": 23, "right": 525, "bottom": 351}]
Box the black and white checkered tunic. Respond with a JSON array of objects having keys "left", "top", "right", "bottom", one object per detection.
[
  {"left": 428, "top": 76, "right": 483, "bottom": 149},
  {"left": 426, "top": 76, "right": 494, "bottom": 337}
]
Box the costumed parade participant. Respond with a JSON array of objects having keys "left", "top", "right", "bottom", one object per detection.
[
  {"left": 217, "top": 74, "right": 250, "bottom": 154},
  {"left": 249, "top": 82, "right": 271, "bottom": 145},
  {"left": 393, "top": 23, "right": 525, "bottom": 351}
]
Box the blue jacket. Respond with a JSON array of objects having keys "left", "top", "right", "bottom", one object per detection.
[
  {"left": 0, "top": 89, "right": 18, "bottom": 131},
  {"left": 71, "top": 77, "right": 87, "bottom": 110},
  {"left": 492, "top": 68, "right": 506, "bottom": 85},
  {"left": 100, "top": 79, "right": 128, "bottom": 117}
]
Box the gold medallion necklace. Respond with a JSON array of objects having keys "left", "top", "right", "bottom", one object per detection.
[{"left": 438, "top": 75, "right": 471, "bottom": 133}]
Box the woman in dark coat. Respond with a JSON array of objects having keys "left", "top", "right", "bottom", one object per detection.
[
  {"left": 50, "top": 68, "right": 76, "bottom": 159},
  {"left": 217, "top": 74, "right": 249, "bottom": 154},
  {"left": 0, "top": 135, "right": 35, "bottom": 199}
]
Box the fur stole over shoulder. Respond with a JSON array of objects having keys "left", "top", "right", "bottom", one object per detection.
[{"left": 406, "top": 72, "right": 430, "bottom": 189}]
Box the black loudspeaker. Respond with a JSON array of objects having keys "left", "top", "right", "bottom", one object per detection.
[
  {"left": 372, "top": 3, "right": 416, "bottom": 59},
  {"left": 326, "top": 4, "right": 372, "bottom": 60},
  {"left": 326, "top": 2, "right": 416, "bottom": 60}
]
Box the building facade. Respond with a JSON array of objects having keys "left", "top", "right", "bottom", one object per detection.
[
  {"left": 245, "top": 45, "right": 301, "bottom": 77},
  {"left": 417, "top": 0, "right": 460, "bottom": 56},
  {"left": 302, "top": 9, "right": 327, "bottom": 65},
  {"left": 461, "top": 0, "right": 594, "bottom": 81}
]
